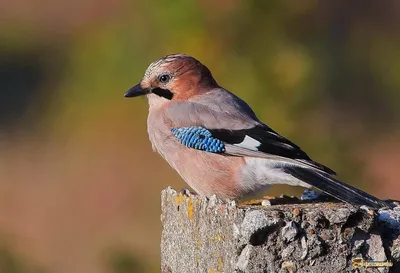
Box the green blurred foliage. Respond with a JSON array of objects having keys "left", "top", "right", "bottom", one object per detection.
[
  {"left": 104, "top": 246, "right": 160, "bottom": 273},
  {"left": 0, "top": 1, "right": 399, "bottom": 272},
  {"left": 0, "top": 245, "right": 45, "bottom": 273},
  {"left": 105, "top": 248, "right": 143, "bottom": 273}
]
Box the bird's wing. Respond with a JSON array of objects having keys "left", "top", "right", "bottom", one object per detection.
[
  {"left": 208, "top": 126, "right": 336, "bottom": 175},
  {"left": 166, "top": 89, "right": 335, "bottom": 174}
]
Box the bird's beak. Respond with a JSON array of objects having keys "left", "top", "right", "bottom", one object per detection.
[{"left": 124, "top": 83, "right": 150, "bottom": 98}]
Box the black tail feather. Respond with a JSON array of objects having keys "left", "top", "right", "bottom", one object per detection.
[{"left": 284, "top": 166, "right": 394, "bottom": 209}]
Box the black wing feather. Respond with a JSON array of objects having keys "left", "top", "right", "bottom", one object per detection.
[
  {"left": 283, "top": 166, "right": 394, "bottom": 209},
  {"left": 209, "top": 125, "right": 336, "bottom": 175}
]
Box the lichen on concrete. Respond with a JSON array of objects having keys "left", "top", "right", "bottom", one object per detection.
[{"left": 161, "top": 187, "right": 400, "bottom": 273}]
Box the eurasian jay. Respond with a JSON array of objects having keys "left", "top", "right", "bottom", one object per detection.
[{"left": 125, "top": 54, "right": 392, "bottom": 209}]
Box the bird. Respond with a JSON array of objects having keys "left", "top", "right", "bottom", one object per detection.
[{"left": 124, "top": 53, "right": 393, "bottom": 209}]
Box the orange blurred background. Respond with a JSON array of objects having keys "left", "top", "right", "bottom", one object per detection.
[{"left": 0, "top": 1, "right": 399, "bottom": 272}]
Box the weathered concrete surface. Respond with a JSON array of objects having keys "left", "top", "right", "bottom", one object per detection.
[{"left": 161, "top": 187, "right": 400, "bottom": 273}]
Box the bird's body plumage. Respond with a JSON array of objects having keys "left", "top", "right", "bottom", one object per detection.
[{"left": 125, "top": 54, "right": 393, "bottom": 209}]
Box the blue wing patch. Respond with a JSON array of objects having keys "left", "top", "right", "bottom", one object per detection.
[{"left": 171, "top": 127, "right": 225, "bottom": 153}]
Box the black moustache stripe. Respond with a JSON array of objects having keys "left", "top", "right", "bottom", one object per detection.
[{"left": 152, "top": 88, "right": 174, "bottom": 100}]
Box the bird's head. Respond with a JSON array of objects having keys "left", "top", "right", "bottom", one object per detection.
[{"left": 124, "top": 54, "right": 218, "bottom": 105}]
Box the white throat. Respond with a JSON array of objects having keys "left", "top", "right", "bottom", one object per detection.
[{"left": 147, "top": 93, "right": 170, "bottom": 109}]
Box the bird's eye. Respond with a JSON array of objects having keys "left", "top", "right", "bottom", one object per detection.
[{"left": 159, "top": 74, "right": 171, "bottom": 83}]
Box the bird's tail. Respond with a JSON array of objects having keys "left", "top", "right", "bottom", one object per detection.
[{"left": 284, "top": 166, "right": 394, "bottom": 209}]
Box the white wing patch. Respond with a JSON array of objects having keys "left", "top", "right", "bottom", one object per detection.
[{"left": 234, "top": 135, "right": 261, "bottom": 150}]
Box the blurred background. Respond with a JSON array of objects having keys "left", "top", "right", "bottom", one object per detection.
[{"left": 0, "top": 0, "right": 399, "bottom": 272}]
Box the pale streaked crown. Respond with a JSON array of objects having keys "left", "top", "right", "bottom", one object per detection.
[{"left": 143, "top": 54, "right": 195, "bottom": 80}]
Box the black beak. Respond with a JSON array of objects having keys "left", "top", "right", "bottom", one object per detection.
[{"left": 124, "top": 83, "right": 150, "bottom": 98}]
